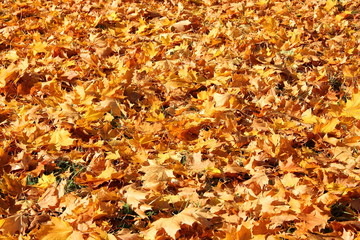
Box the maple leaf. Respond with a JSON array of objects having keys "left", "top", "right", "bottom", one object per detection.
[
  {"left": 223, "top": 223, "right": 253, "bottom": 240},
  {"left": 1, "top": 0, "right": 360, "bottom": 238},
  {"left": 341, "top": 92, "right": 360, "bottom": 119},
  {"left": 76, "top": 166, "right": 124, "bottom": 187},
  {"left": 298, "top": 208, "right": 329, "bottom": 231},
  {"left": 0, "top": 63, "right": 18, "bottom": 88},
  {"left": 49, "top": 128, "right": 75, "bottom": 150},
  {"left": 140, "top": 163, "right": 175, "bottom": 190},
  {"left": 0, "top": 214, "right": 29, "bottom": 235},
  {"left": 124, "top": 186, "right": 149, "bottom": 209},
  {"left": 37, "top": 187, "right": 59, "bottom": 209},
  {"left": 36, "top": 173, "right": 56, "bottom": 188},
  {"left": 35, "top": 217, "right": 73, "bottom": 240},
  {"left": 0, "top": 174, "right": 23, "bottom": 196},
  {"left": 144, "top": 207, "right": 215, "bottom": 239}
]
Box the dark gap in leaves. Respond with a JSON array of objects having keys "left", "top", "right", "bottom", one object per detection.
[
  {"left": 304, "top": 139, "right": 316, "bottom": 149},
  {"left": 320, "top": 226, "right": 333, "bottom": 234},
  {"left": 110, "top": 116, "right": 122, "bottom": 129},
  {"left": 49, "top": 159, "right": 86, "bottom": 192},
  {"left": 180, "top": 155, "right": 186, "bottom": 165},
  {"left": 110, "top": 203, "right": 139, "bottom": 231},
  {"left": 330, "top": 202, "right": 357, "bottom": 222},
  {"left": 166, "top": 184, "right": 179, "bottom": 195},
  {"left": 145, "top": 210, "right": 159, "bottom": 220},
  {"left": 336, "top": 3, "right": 346, "bottom": 12},
  {"left": 275, "top": 82, "right": 285, "bottom": 95},
  {"left": 26, "top": 175, "right": 38, "bottom": 185},
  {"left": 328, "top": 75, "right": 342, "bottom": 92}
]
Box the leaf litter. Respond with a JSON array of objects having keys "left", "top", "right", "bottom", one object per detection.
[{"left": 0, "top": 0, "right": 360, "bottom": 239}]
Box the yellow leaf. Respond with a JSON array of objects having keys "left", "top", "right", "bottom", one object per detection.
[
  {"left": 324, "top": 0, "right": 337, "bottom": 11},
  {"left": 97, "top": 166, "right": 117, "bottom": 179},
  {"left": 84, "top": 108, "right": 105, "bottom": 122},
  {"left": 142, "top": 42, "right": 157, "bottom": 59},
  {"left": 319, "top": 118, "right": 339, "bottom": 133},
  {"left": 32, "top": 41, "right": 48, "bottom": 54},
  {"left": 207, "top": 167, "right": 222, "bottom": 175},
  {"left": 301, "top": 109, "right": 318, "bottom": 124},
  {"left": 36, "top": 217, "right": 73, "bottom": 240},
  {"left": 105, "top": 151, "right": 120, "bottom": 160},
  {"left": 49, "top": 128, "right": 75, "bottom": 150},
  {"left": 341, "top": 92, "right": 360, "bottom": 119},
  {"left": 281, "top": 173, "right": 299, "bottom": 188},
  {"left": 0, "top": 63, "right": 17, "bottom": 88},
  {"left": 256, "top": 0, "right": 269, "bottom": 7},
  {"left": 326, "top": 182, "right": 349, "bottom": 194},
  {"left": 4, "top": 50, "right": 19, "bottom": 62},
  {"left": 104, "top": 113, "right": 114, "bottom": 122},
  {"left": 36, "top": 173, "right": 56, "bottom": 188},
  {"left": 335, "top": 11, "right": 352, "bottom": 21}
]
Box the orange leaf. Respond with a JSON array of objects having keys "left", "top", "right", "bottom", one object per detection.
[
  {"left": 144, "top": 208, "right": 215, "bottom": 239},
  {"left": 36, "top": 217, "right": 73, "bottom": 240},
  {"left": 0, "top": 214, "right": 29, "bottom": 235},
  {"left": 0, "top": 174, "right": 23, "bottom": 196}
]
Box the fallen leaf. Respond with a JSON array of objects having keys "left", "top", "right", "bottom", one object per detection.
[
  {"left": 36, "top": 217, "right": 73, "bottom": 240},
  {"left": 49, "top": 128, "right": 75, "bottom": 150},
  {"left": 144, "top": 208, "right": 215, "bottom": 239}
]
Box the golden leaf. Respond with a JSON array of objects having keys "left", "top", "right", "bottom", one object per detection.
[
  {"left": 32, "top": 41, "right": 48, "bottom": 55},
  {"left": 0, "top": 174, "right": 23, "bottom": 196},
  {"left": 341, "top": 92, "right": 360, "bottom": 119},
  {"left": 0, "top": 63, "right": 18, "bottom": 88},
  {"left": 83, "top": 108, "right": 105, "bottom": 122},
  {"left": 301, "top": 109, "right": 318, "bottom": 124},
  {"left": 319, "top": 118, "right": 339, "bottom": 133},
  {"left": 36, "top": 217, "right": 73, "bottom": 240},
  {"left": 0, "top": 214, "right": 29, "bottom": 235},
  {"left": 49, "top": 128, "right": 75, "bottom": 150},
  {"left": 144, "top": 208, "right": 214, "bottom": 239},
  {"left": 36, "top": 173, "right": 56, "bottom": 188},
  {"left": 324, "top": 0, "right": 337, "bottom": 11}
]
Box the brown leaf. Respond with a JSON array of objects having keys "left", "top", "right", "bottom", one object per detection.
[
  {"left": 0, "top": 214, "right": 29, "bottom": 235},
  {"left": 0, "top": 174, "right": 23, "bottom": 196}
]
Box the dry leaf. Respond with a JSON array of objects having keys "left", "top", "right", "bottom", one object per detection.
[{"left": 36, "top": 217, "right": 73, "bottom": 240}]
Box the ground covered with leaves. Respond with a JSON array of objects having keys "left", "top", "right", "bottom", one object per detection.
[{"left": 0, "top": 0, "right": 360, "bottom": 239}]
